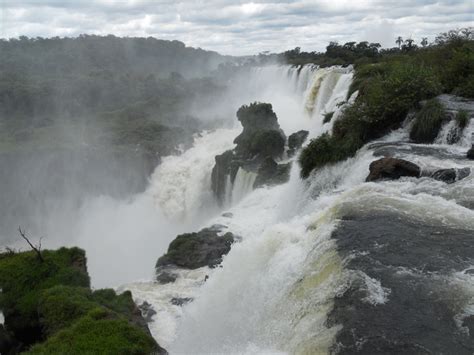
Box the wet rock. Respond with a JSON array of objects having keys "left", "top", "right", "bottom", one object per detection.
[
  {"left": 328, "top": 213, "right": 474, "bottom": 354},
  {"left": 366, "top": 157, "right": 421, "bottom": 182},
  {"left": 156, "top": 227, "right": 235, "bottom": 270},
  {"left": 0, "top": 325, "right": 21, "bottom": 354},
  {"left": 463, "top": 315, "right": 474, "bottom": 336},
  {"left": 211, "top": 150, "right": 236, "bottom": 205},
  {"left": 288, "top": 130, "right": 309, "bottom": 157},
  {"left": 170, "top": 297, "right": 193, "bottom": 306},
  {"left": 211, "top": 103, "right": 288, "bottom": 205},
  {"left": 139, "top": 302, "right": 157, "bottom": 322},
  {"left": 254, "top": 157, "right": 291, "bottom": 187},
  {"left": 221, "top": 212, "right": 233, "bottom": 218},
  {"left": 446, "top": 126, "right": 461, "bottom": 144},
  {"left": 156, "top": 268, "right": 178, "bottom": 284},
  {"left": 467, "top": 146, "right": 474, "bottom": 160},
  {"left": 431, "top": 168, "right": 470, "bottom": 184}
]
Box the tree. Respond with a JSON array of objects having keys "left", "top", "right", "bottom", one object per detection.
[
  {"left": 421, "top": 37, "right": 428, "bottom": 47},
  {"left": 18, "top": 226, "right": 44, "bottom": 262},
  {"left": 396, "top": 36, "right": 403, "bottom": 49},
  {"left": 402, "top": 38, "right": 416, "bottom": 51}
]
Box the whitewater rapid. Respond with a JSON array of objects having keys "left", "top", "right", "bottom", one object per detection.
[{"left": 119, "top": 65, "right": 474, "bottom": 353}]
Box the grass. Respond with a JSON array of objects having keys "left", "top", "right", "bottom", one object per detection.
[
  {"left": 26, "top": 309, "right": 157, "bottom": 355},
  {"left": 409, "top": 99, "right": 447, "bottom": 143},
  {"left": 0, "top": 248, "right": 158, "bottom": 353}
]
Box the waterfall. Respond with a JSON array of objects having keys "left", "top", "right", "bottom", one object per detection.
[
  {"left": 230, "top": 168, "right": 258, "bottom": 205},
  {"left": 149, "top": 128, "right": 238, "bottom": 220},
  {"left": 119, "top": 64, "right": 474, "bottom": 354}
]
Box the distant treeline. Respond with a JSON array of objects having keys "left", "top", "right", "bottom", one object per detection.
[
  {"left": 254, "top": 27, "right": 474, "bottom": 68},
  {"left": 0, "top": 34, "right": 230, "bottom": 78},
  {"left": 0, "top": 35, "right": 233, "bottom": 154}
]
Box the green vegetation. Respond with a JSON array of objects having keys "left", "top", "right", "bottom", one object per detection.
[
  {"left": 409, "top": 99, "right": 447, "bottom": 143},
  {"left": 0, "top": 248, "right": 160, "bottom": 353},
  {"left": 299, "top": 28, "right": 473, "bottom": 177},
  {"left": 27, "top": 309, "right": 156, "bottom": 355},
  {"left": 0, "top": 247, "right": 90, "bottom": 343},
  {"left": 455, "top": 110, "right": 470, "bottom": 129}
]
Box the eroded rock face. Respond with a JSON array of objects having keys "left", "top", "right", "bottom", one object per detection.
[
  {"left": 288, "top": 130, "right": 309, "bottom": 157},
  {"left": 211, "top": 103, "right": 289, "bottom": 204},
  {"left": 366, "top": 157, "right": 421, "bottom": 182},
  {"left": 156, "top": 227, "right": 235, "bottom": 271}
]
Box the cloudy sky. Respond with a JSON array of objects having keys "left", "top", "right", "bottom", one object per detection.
[{"left": 0, "top": 0, "right": 472, "bottom": 55}]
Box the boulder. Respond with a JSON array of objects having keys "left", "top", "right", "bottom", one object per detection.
[
  {"left": 156, "top": 268, "right": 178, "bottom": 284},
  {"left": 467, "top": 146, "right": 474, "bottom": 160},
  {"left": 139, "top": 302, "right": 157, "bottom": 322},
  {"left": 170, "top": 298, "right": 193, "bottom": 306},
  {"left": 288, "top": 130, "right": 309, "bottom": 157},
  {"left": 156, "top": 227, "right": 235, "bottom": 270},
  {"left": 366, "top": 157, "right": 421, "bottom": 182},
  {"left": 431, "top": 168, "right": 470, "bottom": 184}
]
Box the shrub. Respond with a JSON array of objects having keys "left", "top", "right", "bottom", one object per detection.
[
  {"left": 26, "top": 309, "right": 157, "bottom": 355},
  {"left": 455, "top": 110, "right": 470, "bottom": 129},
  {"left": 0, "top": 248, "right": 90, "bottom": 344},
  {"left": 298, "top": 132, "right": 363, "bottom": 178},
  {"left": 409, "top": 99, "right": 447, "bottom": 143}
]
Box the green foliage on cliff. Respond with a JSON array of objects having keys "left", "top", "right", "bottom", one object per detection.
[
  {"left": 298, "top": 30, "right": 474, "bottom": 177},
  {"left": 0, "top": 247, "right": 90, "bottom": 341},
  {"left": 0, "top": 248, "right": 160, "bottom": 353},
  {"left": 410, "top": 99, "right": 447, "bottom": 143},
  {"left": 27, "top": 309, "right": 156, "bottom": 355},
  {"left": 299, "top": 60, "right": 442, "bottom": 177}
]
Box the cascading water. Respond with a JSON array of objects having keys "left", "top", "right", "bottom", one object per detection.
[{"left": 121, "top": 64, "right": 474, "bottom": 353}]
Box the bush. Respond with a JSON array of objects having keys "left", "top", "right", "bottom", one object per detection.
[
  {"left": 298, "top": 132, "right": 363, "bottom": 178},
  {"left": 409, "top": 99, "right": 447, "bottom": 143},
  {"left": 0, "top": 248, "right": 90, "bottom": 344},
  {"left": 26, "top": 309, "right": 157, "bottom": 355},
  {"left": 456, "top": 110, "right": 470, "bottom": 129}
]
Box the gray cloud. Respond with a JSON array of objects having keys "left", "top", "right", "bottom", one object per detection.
[{"left": 0, "top": 0, "right": 472, "bottom": 55}]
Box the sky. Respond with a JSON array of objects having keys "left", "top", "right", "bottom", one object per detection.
[{"left": 0, "top": 0, "right": 473, "bottom": 55}]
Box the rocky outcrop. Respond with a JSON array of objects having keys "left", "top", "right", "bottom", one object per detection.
[
  {"left": 254, "top": 157, "right": 291, "bottom": 187},
  {"left": 211, "top": 103, "right": 292, "bottom": 204},
  {"left": 366, "top": 157, "right": 421, "bottom": 182},
  {"left": 288, "top": 130, "right": 309, "bottom": 157},
  {"left": 156, "top": 226, "right": 235, "bottom": 271}
]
